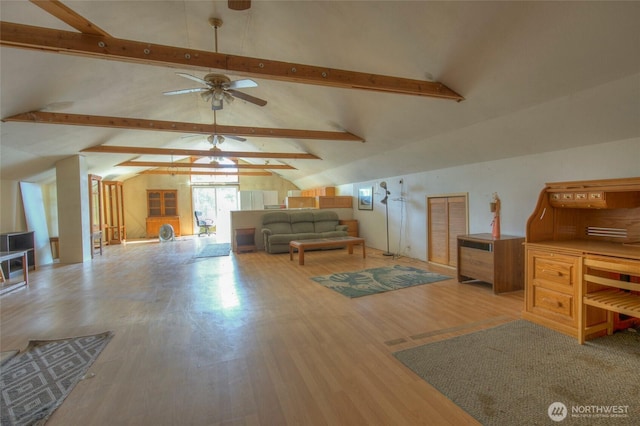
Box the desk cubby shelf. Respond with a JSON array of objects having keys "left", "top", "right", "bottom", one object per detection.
[{"left": 579, "top": 256, "right": 640, "bottom": 344}]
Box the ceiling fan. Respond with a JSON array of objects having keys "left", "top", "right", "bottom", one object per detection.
[
  {"left": 188, "top": 111, "right": 247, "bottom": 147},
  {"left": 163, "top": 18, "right": 267, "bottom": 110},
  {"left": 164, "top": 72, "right": 266, "bottom": 110}
]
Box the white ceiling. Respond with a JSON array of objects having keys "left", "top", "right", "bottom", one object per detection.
[{"left": 1, "top": 1, "right": 639, "bottom": 188}]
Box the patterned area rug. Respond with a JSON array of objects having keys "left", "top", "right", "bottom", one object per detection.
[
  {"left": 310, "top": 265, "right": 451, "bottom": 298},
  {"left": 196, "top": 243, "right": 231, "bottom": 258},
  {"left": 394, "top": 321, "right": 640, "bottom": 425},
  {"left": 1, "top": 331, "right": 114, "bottom": 426}
]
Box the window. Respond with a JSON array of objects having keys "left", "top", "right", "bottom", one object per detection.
[{"left": 190, "top": 157, "right": 239, "bottom": 184}]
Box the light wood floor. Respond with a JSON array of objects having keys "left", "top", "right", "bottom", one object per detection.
[{"left": 0, "top": 237, "right": 524, "bottom": 425}]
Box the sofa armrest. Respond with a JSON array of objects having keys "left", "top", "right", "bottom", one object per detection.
[
  {"left": 262, "top": 229, "right": 273, "bottom": 236},
  {"left": 336, "top": 225, "right": 348, "bottom": 232}
]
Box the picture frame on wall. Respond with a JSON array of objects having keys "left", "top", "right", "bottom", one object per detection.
[{"left": 358, "top": 187, "right": 373, "bottom": 210}]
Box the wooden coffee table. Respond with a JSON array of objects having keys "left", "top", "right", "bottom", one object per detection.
[{"left": 289, "top": 236, "right": 365, "bottom": 265}]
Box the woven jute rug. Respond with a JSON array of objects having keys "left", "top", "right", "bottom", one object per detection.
[
  {"left": 1, "top": 331, "right": 114, "bottom": 426},
  {"left": 394, "top": 320, "right": 639, "bottom": 425},
  {"left": 310, "top": 265, "right": 451, "bottom": 298}
]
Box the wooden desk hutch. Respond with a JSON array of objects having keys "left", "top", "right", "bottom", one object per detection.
[
  {"left": 523, "top": 177, "right": 640, "bottom": 344},
  {"left": 146, "top": 190, "right": 181, "bottom": 238}
]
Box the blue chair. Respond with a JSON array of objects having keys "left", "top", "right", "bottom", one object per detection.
[{"left": 194, "top": 211, "right": 215, "bottom": 236}]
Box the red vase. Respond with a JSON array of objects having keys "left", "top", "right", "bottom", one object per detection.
[{"left": 492, "top": 215, "right": 501, "bottom": 239}]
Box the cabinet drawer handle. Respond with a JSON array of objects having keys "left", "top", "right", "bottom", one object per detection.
[
  {"left": 542, "top": 298, "right": 563, "bottom": 308},
  {"left": 542, "top": 269, "right": 563, "bottom": 277}
]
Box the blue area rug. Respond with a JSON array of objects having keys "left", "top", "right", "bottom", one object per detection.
[
  {"left": 196, "top": 243, "right": 231, "bottom": 258},
  {"left": 310, "top": 265, "right": 451, "bottom": 298}
]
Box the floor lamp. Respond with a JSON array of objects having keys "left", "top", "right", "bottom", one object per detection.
[{"left": 380, "top": 181, "right": 393, "bottom": 256}]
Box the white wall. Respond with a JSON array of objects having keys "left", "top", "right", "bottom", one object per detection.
[
  {"left": 349, "top": 138, "right": 640, "bottom": 261},
  {"left": 0, "top": 180, "right": 26, "bottom": 233}
]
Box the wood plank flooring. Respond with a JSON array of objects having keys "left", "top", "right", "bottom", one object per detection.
[{"left": 0, "top": 237, "right": 524, "bottom": 425}]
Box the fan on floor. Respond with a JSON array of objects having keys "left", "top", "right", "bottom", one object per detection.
[
  {"left": 158, "top": 224, "right": 175, "bottom": 242},
  {"left": 163, "top": 18, "right": 266, "bottom": 110}
]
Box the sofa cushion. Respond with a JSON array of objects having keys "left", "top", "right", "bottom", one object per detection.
[
  {"left": 313, "top": 210, "right": 340, "bottom": 233},
  {"left": 319, "top": 231, "right": 348, "bottom": 238},
  {"left": 290, "top": 212, "right": 315, "bottom": 233},
  {"left": 262, "top": 212, "right": 292, "bottom": 234},
  {"left": 269, "top": 233, "right": 318, "bottom": 245},
  {"left": 263, "top": 211, "right": 291, "bottom": 225}
]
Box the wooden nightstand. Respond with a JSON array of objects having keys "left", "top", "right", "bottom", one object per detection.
[
  {"left": 235, "top": 228, "right": 257, "bottom": 253},
  {"left": 457, "top": 233, "right": 524, "bottom": 294},
  {"left": 339, "top": 220, "right": 359, "bottom": 237}
]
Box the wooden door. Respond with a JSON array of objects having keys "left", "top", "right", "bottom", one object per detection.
[
  {"left": 88, "top": 174, "right": 103, "bottom": 234},
  {"left": 427, "top": 195, "right": 468, "bottom": 267}
]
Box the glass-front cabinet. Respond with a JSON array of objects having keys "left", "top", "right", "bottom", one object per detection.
[
  {"left": 146, "top": 190, "right": 180, "bottom": 237},
  {"left": 147, "top": 190, "right": 177, "bottom": 217}
]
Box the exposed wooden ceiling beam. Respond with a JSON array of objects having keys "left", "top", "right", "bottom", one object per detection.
[
  {"left": 29, "top": 0, "right": 111, "bottom": 36},
  {"left": 118, "top": 160, "right": 295, "bottom": 170},
  {"left": 228, "top": 0, "right": 251, "bottom": 11},
  {"left": 0, "top": 21, "right": 464, "bottom": 101},
  {"left": 3, "top": 111, "right": 364, "bottom": 142},
  {"left": 82, "top": 145, "right": 320, "bottom": 160},
  {"left": 140, "top": 170, "right": 272, "bottom": 177}
]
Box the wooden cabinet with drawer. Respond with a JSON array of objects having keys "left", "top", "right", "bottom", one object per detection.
[
  {"left": 457, "top": 234, "right": 524, "bottom": 294},
  {"left": 524, "top": 248, "right": 581, "bottom": 336},
  {"left": 339, "top": 220, "right": 359, "bottom": 237},
  {"left": 317, "top": 196, "right": 353, "bottom": 209}
]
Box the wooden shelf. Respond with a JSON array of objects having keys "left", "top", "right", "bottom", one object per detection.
[
  {"left": 0, "top": 231, "right": 35, "bottom": 279},
  {"left": 583, "top": 289, "right": 640, "bottom": 318},
  {"left": 317, "top": 196, "right": 352, "bottom": 209},
  {"left": 578, "top": 254, "right": 640, "bottom": 343},
  {"left": 235, "top": 228, "right": 256, "bottom": 253}
]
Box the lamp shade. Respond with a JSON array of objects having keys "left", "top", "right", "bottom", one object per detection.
[{"left": 380, "top": 181, "right": 389, "bottom": 204}]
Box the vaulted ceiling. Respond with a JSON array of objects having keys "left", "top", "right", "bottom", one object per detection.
[{"left": 1, "top": 1, "right": 639, "bottom": 188}]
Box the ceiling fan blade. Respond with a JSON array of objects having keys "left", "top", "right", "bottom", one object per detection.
[
  {"left": 175, "top": 72, "right": 210, "bottom": 86},
  {"left": 163, "top": 88, "right": 209, "bottom": 96},
  {"left": 227, "top": 89, "right": 267, "bottom": 107},
  {"left": 223, "top": 134, "right": 247, "bottom": 142},
  {"left": 225, "top": 79, "right": 258, "bottom": 90},
  {"left": 228, "top": 0, "right": 251, "bottom": 11}
]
